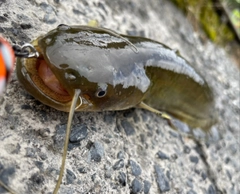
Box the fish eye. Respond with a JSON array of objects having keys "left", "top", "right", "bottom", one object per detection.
[{"left": 95, "top": 89, "right": 107, "bottom": 98}]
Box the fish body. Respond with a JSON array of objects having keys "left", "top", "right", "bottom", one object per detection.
[{"left": 17, "top": 25, "right": 217, "bottom": 129}]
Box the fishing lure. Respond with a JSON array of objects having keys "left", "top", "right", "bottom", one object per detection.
[
  {"left": 0, "top": 36, "right": 15, "bottom": 95},
  {"left": 14, "top": 25, "right": 217, "bottom": 194},
  {"left": 0, "top": 36, "right": 39, "bottom": 96}
]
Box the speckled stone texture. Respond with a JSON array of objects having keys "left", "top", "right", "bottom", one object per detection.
[{"left": 0, "top": 0, "right": 239, "bottom": 194}]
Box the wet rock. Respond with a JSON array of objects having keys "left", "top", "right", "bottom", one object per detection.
[
  {"left": 43, "top": 14, "right": 57, "bottom": 24},
  {"left": 113, "top": 159, "right": 124, "bottom": 170},
  {"left": 187, "top": 189, "right": 197, "bottom": 194},
  {"left": 105, "top": 169, "right": 112, "bottom": 179},
  {"left": 38, "top": 152, "right": 47, "bottom": 161},
  {"left": 171, "top": 154, "right": 178, "bottom": 161},
  {"left": 20, "top": 23, "right": 32, "bottom": 29},
  {"left": 143, "top": 180, "right": 151, "bottom": 194},
  {"left": 27, "top": 172, "right": 45, "bottom": 192},
  {"left": 170, "top": 119, "right": 190, "bottom": 133},
  {"left": 156, "top": 151, "right": 169, "bottom": 160},
  {"left": 69, "top": 124, "right": 88, "bottom": 143},
  {"left": 131, "top": 178, "right": 143, "bottom": 194},
  {"left": 183, "top": 146, "right": 191, "bottom": 154},
  {"left": 133, "top": 112, "right": 140, "bottom": 122},
  {"left": 5, "top": 143, "right": 21, "bottom": 154},
  {"left": 189, "top": 156, "right": 199, "bottom": 164},
  {"left": 123, "top": 109, "right": 135, "bottom": 118},
  {"left": 0, "top": 165, "right": 15, "bottom": 193},
  {"left": 120, "top": 120, "right": 135, "bottom": 136},
  {"left": 72, "top": 8, "right": 85, "bottom": 15},
  {"left": 140, "top": 111, "right": 148, "bottom": 122},
  {"left": 40, "top": 3, "right": 57, "bottom": 24},
  {"left": 140, "top": 133, "right": 146, "bottom": 144},
  {"left": 4, "top": 103, "right": 13, "bottom": 114},
  {"left": 207, "top": 185, "right": 216, "bottom": 194},
  {"left": 21, "top": 104, "right": 32, "bottom": 109},
  {"left": 34, "top": 161, "right": 43, "bottom": 171},
  {"left": 0, "top": 0, "right": 6, "bottom": 6},
  {"left": 66, "top": 169, "right": 76, "bottom": 185},
  {"left": 89, "top": 142, "right": 104, "bottom": 162},
  {"left": 91, "top": 173, "right": 96, "bottom": 182},
  {"left": 78, "top": 167, "right": 87, "bottom": 174},
  {"left": 154, "top": 165, "right": 170, "bottom": 192},
  {"left": 117, "top": 151, "right": 125, "bottom": 159},
  {"left": 29, "top": 173, "right": 45, "bottom": 186},
  {"left": 186, "top": 178, "right": 193, "bottom": 188},
  {"left": 118, "top": 171, "right": 126, "bottom": 186},
  {"left": 104, "top": 113, "right": 115, "bottom": 124},
  {"left": 129, "top": 160, "right": 142, "bottom": 176},
  {"left": 0, "top": 16, "right": 7, "bottom": 23},
  {"left": 97, "top": 2, "right": 108, "bottom": 14},
  {"left": 201, "top": 172, "right": 207, "bottom": 180},
  {"left": 169, "top": 130, "right": 179, "bottom": 138},
  {"left": 0, "top": 27, "right": 4, "bottom": 33},
  {"left": 39, "top": 2, "right": 54, "bottom": 13},
  {"left": 54, "top": 124, "right": 84, "bottom": 150},
  {"left": 126, "top": 30, "right": 139, "bottom": 36},
  {"left": 38, "top": 128, "right": 50, "bottom": 138},
  {"left": 53, "top": 124, "right": 67, "bottom": 149},
  {"left": 25, "top": 147, "right": 36, "bottom": 158}
]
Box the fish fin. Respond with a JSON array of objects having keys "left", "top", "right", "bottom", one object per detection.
[
  {"left": 138, "top": 102, "right": 171, "bottom": 120},
  {"left": 138, "top": 102, "right": 179, "bottom": 130}
]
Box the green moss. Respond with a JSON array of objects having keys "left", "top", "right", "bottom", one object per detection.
[
  {"left": 231, "top": 9, "right": 240, "bottom": 28},
  {"left": 171, "top": 0, "right": 235, "bottom": 44}
]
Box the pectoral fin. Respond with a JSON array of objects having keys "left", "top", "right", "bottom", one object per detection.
[{"left": 138, "top": 102, "right": 171, "bottom": 120}]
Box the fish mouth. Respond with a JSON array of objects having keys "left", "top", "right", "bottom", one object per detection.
[
  {"left": 18, "top": 55, "right": 94, "bottom": 111},
  {"left": 38, "top": 59, "right": 70, "bottom": 96},
  {"left": 21, "top": 55, "right": 72, "bottom": 103},
  {"left": 37, "top": 59, "right": 93, "bottom": 110}
]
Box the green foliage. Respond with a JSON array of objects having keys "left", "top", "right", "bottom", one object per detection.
[{"left": 171, "top": 0, "right": 235, "bottom": 44}]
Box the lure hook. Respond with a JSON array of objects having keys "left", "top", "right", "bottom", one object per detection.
[
  {"left": 75, "top": 96, "right": 83, "bottom": 110},
  {"left": 12, "top": 43, "right": 39, "bottom": 58}
]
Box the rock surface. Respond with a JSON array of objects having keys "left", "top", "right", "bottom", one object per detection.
[{"left": 0, "top": 0, "right": 239, "bottom": 194}]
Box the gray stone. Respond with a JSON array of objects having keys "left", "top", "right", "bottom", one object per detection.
[
  {"left": 131, "top": 178, "right": 143, "bottom": 194},
  {"left": 156, "top": 151, "right": 169, "bottom": 160},
  {"left": 113, "top": 159, "right": 124, "bottom": 170},
  {"left": 88, "top": 141, "right": 105, "bottom": 162},
  {"left": 143, "top": 180, "right": 151, "bottom": 194},
  {"left": 118, "top": 171, "right": 126, "bottom": 186},
  {"left": 120, "top": 119, "right": 135, "bottom": 136},
  {"left": 154, "top": 165, "right": 170, "bottom": 192},
  {"left": 69, "top": 124, "right": 88, "bottom": 143},
  {"left": 66, "top": 169, "right": 76, "bottom": 185},
  {"left": 129, "top": 160, "right": 142, "bottom": 176}
]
